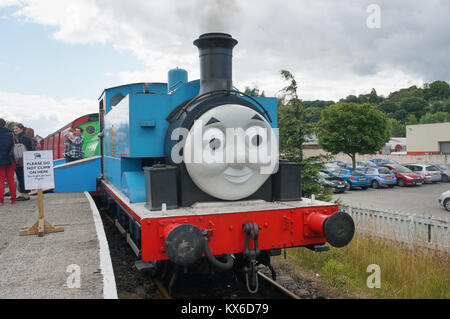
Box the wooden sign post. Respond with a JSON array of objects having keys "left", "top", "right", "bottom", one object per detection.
[
  {"left": 19, "top": 150, "right": 64, "bottom": 237},
  {"left": 19, "top": 189, "right": 64, "bottom": 237}
]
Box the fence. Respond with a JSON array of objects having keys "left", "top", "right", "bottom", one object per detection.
[{"left": 341, "top": 205, "right": 450, "bottom": 253}]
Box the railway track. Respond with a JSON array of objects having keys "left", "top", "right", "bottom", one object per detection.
[{"left": 150, "top": 263, "right": 304, "bottom": 299}]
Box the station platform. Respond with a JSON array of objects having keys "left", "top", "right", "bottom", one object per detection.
[{"left": 0, "top": 192, "right": 117, "bottom": 299}]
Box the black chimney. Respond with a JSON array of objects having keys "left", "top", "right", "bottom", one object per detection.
[{"left": 193, "top": 33, "right": 238, "bottom": 95}]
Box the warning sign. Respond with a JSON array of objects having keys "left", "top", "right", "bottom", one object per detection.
[{"left": 23, "top": 150, "right": 55, "bottom": 190}]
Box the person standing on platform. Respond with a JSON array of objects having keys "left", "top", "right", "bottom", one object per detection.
[
  {"left": 13, "top": 123, "right": 33, "bottom": 201},
  {"left": 0, "top": 119, "right": 16, "bottom": 205},
  {"left": 25, "top": 127, "right": 37, "bottom": 151},
  {"left": 66, "top": 127, "right": 84, "bottom": 162},
  {"left": 63, "top": 128, "right": 75, "bottom": 162}
]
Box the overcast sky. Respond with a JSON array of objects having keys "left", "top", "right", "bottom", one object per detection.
[{"left": 1, "top": 0, "right": 449, "bottom": 137}]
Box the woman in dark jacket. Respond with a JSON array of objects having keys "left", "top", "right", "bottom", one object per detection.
[
  {"left": 0, "top": 119, "right": 16, "bottom": 205},
  {"left": 13, "top": 123, "right": 32, "bottom": 201}
]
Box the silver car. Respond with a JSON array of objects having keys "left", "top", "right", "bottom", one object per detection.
[
  {"left": 429, "top": 163, "right": 450, "bottom": 183},
  {"left": 405, "top": 164, "right": 442, "bottom": 183},
  {"left": 438, "top": 190, "right": 450, "bottom": 211}
]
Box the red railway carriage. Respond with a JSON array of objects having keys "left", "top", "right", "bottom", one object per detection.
[{"left": 42, "top": 113, "right": 98, "bottom": 160}]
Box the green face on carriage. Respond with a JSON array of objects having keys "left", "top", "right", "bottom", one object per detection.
[{"left": 77, "top": 120, "right": 100, "bottom": 158}]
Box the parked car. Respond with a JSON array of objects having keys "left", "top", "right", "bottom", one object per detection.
[
  {"left": 329, "top": 160, "right": 347, "bottom": 167},
  {"left": 370, "top": 158, "right": 400, "bottom": 165},
  {"left": 430, "top": 163, "right": 450, "bottom": 183},
  {"left": 329, "top": 168, "right": 371, "bottom": 190},
  {"left": 322, "top": 162, "right": 341, "bottom": 172},
  {"left": 363, "top": 166, "right": 397, "bottom": 189},
  {"left": 378, "top": 164, "right": 423, "bottom": 187},
  {"left": 438, "top": 190, "right": 450, "bottom": 211},
  {"left": 343, "top": 161, "right": 377, "bottom": 168},
  {"left": 404, "top": 164, "right": 442, "bottom": 184},
  {"left": 315, "top": 171, "right": 347, "bottom": 193}
]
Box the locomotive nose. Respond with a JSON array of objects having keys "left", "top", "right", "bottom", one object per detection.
[{"left": 307, "top": 211, "right": 355, "bottom": 248}]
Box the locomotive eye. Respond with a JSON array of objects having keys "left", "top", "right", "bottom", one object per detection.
[
  {"left": 251, "top": 134, "right": 263, "bottom": 146},
  {"left": 245, "top": 126, "right": 266, "bottom": 147},
  {"left": 209, "top": 137, "right": 221, "bottom": 150},
  {"left": 203, "top": 128, "right": 225, "bottom": 151}
]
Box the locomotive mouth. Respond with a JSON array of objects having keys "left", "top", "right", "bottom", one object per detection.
[{"left": 224, "top": 166, "right": 254, "bottom": 184}]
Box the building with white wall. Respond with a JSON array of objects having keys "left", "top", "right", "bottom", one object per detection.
[{"left": 406, "top": 122, "right": 450, "bottom": 155}]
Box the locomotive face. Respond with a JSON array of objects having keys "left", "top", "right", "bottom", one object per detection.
[{"left": 183, "top": 104, "right": 278, "bottom": 200}]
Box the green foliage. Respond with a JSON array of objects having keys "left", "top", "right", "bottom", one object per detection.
[
  {"left": 278, "top": 70, "right": 306, "bottom": 161},
  {"left": 317, "top": 102, "right": 391, "bottom": 167},
  {"left": 388, "top": 85, "right": 424, "bottom": 103},
  {"left": 388, "top": 118, "right": 406, "bottom": 137},
  {"left": 378, "top": 100, "right": 398, "bottom": 114},
  {"left": 278, "top": 70, "right": 332, "bottom": 200},
  {"left": 430, "top": 100, "right": 450, "bottom": 113},
  {"left": 244, "top": 86, "right": 265, "bottom": 97},
  {"left": 291, "top": 80, "right": 450, "bottom": 138},
  {"left": 286, "top": 233, "right": 450, "bottom": 298},
  {"left": 405, "top": 114, "right": 418, "bottom": 125},
  {"left": 424, "top": 81, "right": 450, "bottom": 101},
  {"left": 301, "top": 155, "right": 334, "bottom": 200},
  {"left": 419, "top": 112, "right": 450, "bottom": 124},
  {"left": 399, "top": 97, "right": 428, "bottom": 119}
]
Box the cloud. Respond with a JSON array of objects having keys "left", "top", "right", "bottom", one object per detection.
[
  {"left": 0, "top": 91, "right": 97, "bottom": 137},
  {"left": 0, "top": 0, "right": 21, "bottom": 9},
  {"left": 6, "top": 0, "right": 450, "bottom": 102}
]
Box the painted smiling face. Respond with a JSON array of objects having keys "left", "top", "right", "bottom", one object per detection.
[{"left": 183, "top": 104, "right": 278, "bottom": 200}]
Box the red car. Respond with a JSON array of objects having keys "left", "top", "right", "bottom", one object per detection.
[{"left": 379, "top": 164, "right": 423, "bottom": 186}]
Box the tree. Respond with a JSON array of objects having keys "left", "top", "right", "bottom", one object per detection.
[
  {"left": 430, "top": 100, "right": 450, "bottom": 113},
  {"left": 399, "top": 97, "right": 428, "bottom": 119},
  {"left": 340, "top": 95, "right": 359, "bottom": 103},
  {"left": 405, "top": 114, "right": 418, "bottom": 125},
  {"left": 244, "top": 86, "right": 265, "bottom": 97},
  {"left": 278, "top": 70, "right": 306, "bottom": 161},
  {"left": 378, "top": 100, "right": 398, "bottom": 114},
  {"left": 278, "top": 70, "right": 333, "bottom": 200},
  {"left": 317, "top": 102, "right": 391, "bottom": 168},
  {"left": 424, "top": 81, "right": 450, "bottom": 101},
  {"left": 388, "top": 119, "right": 406, "bottom": 137},
  {"left": 419, "top": 112, "right": 450, "bottom": 124},
  {"left": 304, "top": 106, "right": 322, "bottom": 123}
]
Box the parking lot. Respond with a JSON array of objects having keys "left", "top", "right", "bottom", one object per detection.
[{"left": 333, "top": 182, "right": 450, "bottom": 220}]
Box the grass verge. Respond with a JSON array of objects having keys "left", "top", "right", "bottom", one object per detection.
[{"left": 285, "top": 233, "right": 449, "bottom": 298}]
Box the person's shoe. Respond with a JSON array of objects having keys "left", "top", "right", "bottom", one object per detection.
[
  {"left": 16, "top": 197, "right": 30, "bottom": 201},
  {"left": 4, "top": 192, "right": 10, "bottom": 196}
]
